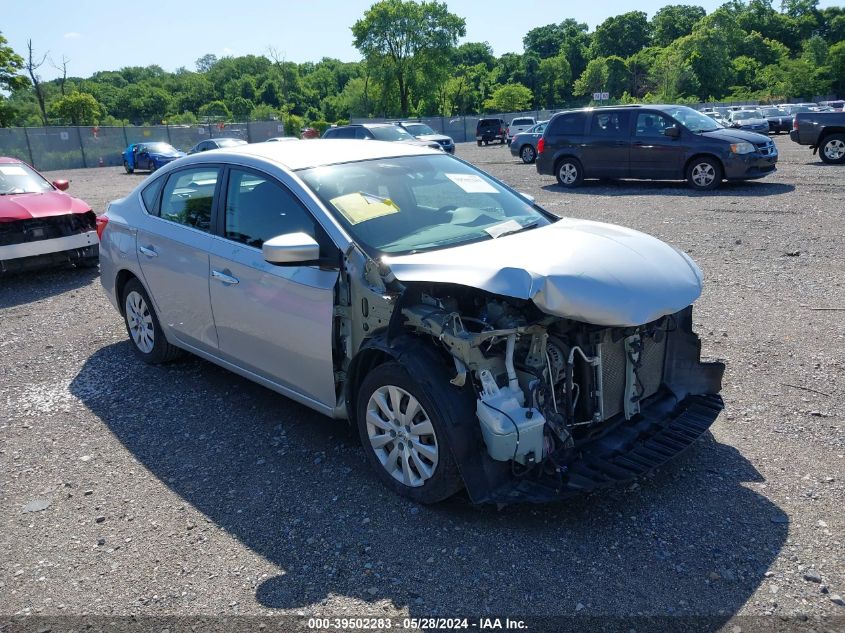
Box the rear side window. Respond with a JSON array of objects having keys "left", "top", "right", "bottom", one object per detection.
[
  {"left": 141, "top": 177, "right": 164, "bottom": 215},
  {"left": 159, "top": 167, "right": 221, "bottom": 232},
  {"left": 548, "top": 112, "right": 586, "bottom": 135},
  {"left": 590, "top": 111, "right": 630, "bottom": 136}
]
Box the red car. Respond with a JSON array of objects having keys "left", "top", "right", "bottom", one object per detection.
[{"left": 0, "top": 157, "right": 99, "bottom": 274}]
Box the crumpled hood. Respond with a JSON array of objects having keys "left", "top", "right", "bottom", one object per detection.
[
  {"left": 0, "top": 191, "right": 92, "bottom": 221},
  {"left": 383, "top": 218, "right": 703, "bottom": 327}
]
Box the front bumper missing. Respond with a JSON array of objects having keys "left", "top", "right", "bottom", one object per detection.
[{"left": 472, "top": 391, "right": 724, "bottom": 503}]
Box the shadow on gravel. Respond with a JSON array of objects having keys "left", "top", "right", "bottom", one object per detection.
[
  {"left": 542, "top": 180, "right": 794, "bottom": 197},
  {"left": 0, "top": 266, "right": 99, "bottom": 310},
  {"left": 71, "top": 342, "right": 787, "bottom": 621}
]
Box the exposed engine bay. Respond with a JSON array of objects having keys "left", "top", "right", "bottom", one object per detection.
[{"left": 401, "top": 285, "right": 689, "bottom": 467}]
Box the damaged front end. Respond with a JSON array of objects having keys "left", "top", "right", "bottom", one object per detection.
[{"left": 353, "top": 275, "right": 723, "bottom": 503}]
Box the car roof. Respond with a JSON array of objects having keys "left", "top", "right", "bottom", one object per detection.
[{"left": 188, "top": 138, "right": 436, "bottom": 171}]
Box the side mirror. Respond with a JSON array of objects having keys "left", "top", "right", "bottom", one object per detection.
[
  {"left": 52, "top": 179, "right": 69, "bottom": 191},
  {"left": 519, "top": 192, "right": 536, "bottom": 204},
  {"left": 263, "top": 232, "right": 320, "bottom": 264},
  {"left": 664, "top": 125, "right": 681, "bottom": 139}
]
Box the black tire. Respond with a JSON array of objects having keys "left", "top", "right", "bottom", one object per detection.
[
  {"left": 500, "top": 137, "right": 505, "bottom": 144},
  {"left": 483, "top": 139, "right": 489, "bottom": 146},
  {"left": 148, "top": 160, "right": 157, "bottom": 173},
  {"left": 356, "top": 362, "right": 463, "bottom": 504},
  {"left": 819, "top": 134, "right": 845, "bottom": 165},
  {"left": 123, "top": 160, "right": 134, "bottom": 174},
  {"left": 476, "top": 140, "right": 482, "bottom": 146},
  {"left": 76, "top": 256, "right": 99, "bottom": 269},
  {"left": 520, "top": 144, "right": 536, "bottom": 164},
  {"left": 686, "top": 156, "right": 723, "bottom": 191},
  {"left": 121, "top": 278, "right": 181, "bottom": 364},
  {"left": 555, "top": 157, "right": 584, "bottom": 188}
]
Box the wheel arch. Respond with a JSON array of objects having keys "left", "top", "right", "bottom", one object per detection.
[
  {"left": 684, "top": 153, "right": 724, "bottom": 178},
  {"left": 114, "top": 269, "right": 141, "bottom": 316}
]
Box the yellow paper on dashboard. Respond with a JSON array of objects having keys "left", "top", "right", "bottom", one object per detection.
[{"left": 330, "top": 192, "right": 400, "bottom": 225}]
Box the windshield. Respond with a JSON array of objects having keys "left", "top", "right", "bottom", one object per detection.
[
  {"left": 142, "top": 142, "right": 177, "bottom": 154},
  {"left": 0, "top": 162, "right": 54, "bottom": 195},
  {"left": 658, "top": 106, "right": 721, "bottom": 133},
  {"left": 299, "top": 154, "right": 551, "bottom": 256},
  {"left": 511, "top": 118, "right": 534, "bottom": 126},
  {"left": 733, "top": 111, "right": 762, "bottom": 121},
  {"left": 217, "top": 138, "right": 246, "bottom": 147},
  {"left": 369, "top": 126, "right": 416, "bottom": 142},
  {"left": 404, "top": 123, "right": 436, "bottom": 136}
]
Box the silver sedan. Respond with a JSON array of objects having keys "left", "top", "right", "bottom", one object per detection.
[{"left": 99, "top": 140, "right": 723, "bottom": 504}]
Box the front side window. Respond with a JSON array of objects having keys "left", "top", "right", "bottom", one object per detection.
[
  {"left": 224, "top": 169, "right": 315, "bottom": 248},
  {"left": 635, "top": 113, "right": 673, "bottom": 137},
  {"left": 590, "top": 111, "right": 629, "bottom": 136},
  {"left": 299, "top": 154, "right": 552, "bottom": 256},
  {"left": 159, "top": 167, "right": 220, "bottom": 231},
  {"left": 404, "top": 123, "right": 436, "bottom": 136}
]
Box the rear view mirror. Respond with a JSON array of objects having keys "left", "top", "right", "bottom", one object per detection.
[
  {"left": 52, "top": 179, "right": 69, "bottom": 191},
  {"left": 664, "top": 126, "right": 681, "bottom": 139},
  {"left": 263, "top": 232, "right": 320, "bottom": 264}
]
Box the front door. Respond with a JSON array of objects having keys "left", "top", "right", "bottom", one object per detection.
[
  {"left": 580, "top": 110, "right": 631, "bottom": 178},
  {"left": 207, "top": 167, "right": 338, "bottom": 407},
  {"left": 629, "top": 112, "right": 687, "bottom": 179},
  {"left": 135, "top": 165, "right": 222, "bottom": 352}
]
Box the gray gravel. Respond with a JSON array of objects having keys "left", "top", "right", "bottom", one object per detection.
[{"left": 1, "top": 136, "right": 843, "bottom": 624}]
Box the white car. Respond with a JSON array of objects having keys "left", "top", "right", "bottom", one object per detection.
[
  {"left": 506, "top": 117, "right": 536, "bottom": 144},
  {"left": 98, "top": 140, "right": 723, "bottom": 504}
]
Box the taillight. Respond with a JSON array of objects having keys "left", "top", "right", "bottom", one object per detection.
[
  {"left": 792, "top": 117, "right": 798, "bottom": 131},
  {"left": 537, "top": 137, "right": 545, "bottom": 154},
  {"left": 95, "top": 214, "right": 109, "bottom": 240}
]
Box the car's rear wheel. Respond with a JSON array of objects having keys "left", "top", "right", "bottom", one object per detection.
[
  {"left": 122, "top": 279, "right": 181, "bottom": 364},
  {"left": 356, "top": 362, "right": 463, "bottom": 504},
  {"left": 123, "top": 160, "right": 133, "bottom": 174},
  {"left": 555, "top": 157, "right": 584, "bottom": 188},
  {"left": 520, "top": 144, "right": 536, "bottom": 164},
  {"left": 476, "top": 140, "right": 482, "bottom": 146},
  {"left": 483, "top": 139, "right": 489, "bottom": 146},
  {"left": 686, "top": 157, "right": 722, "bottom": 190},
  {"left": 148, "top": 160, "right": 157, "bottom": 173},
  {"left": 819, "top": 134, "right": 845, "bottom": 164}
]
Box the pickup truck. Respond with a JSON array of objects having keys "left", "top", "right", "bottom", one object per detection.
[{"left": 790, "top": 111, "right": 845, "bottom": 164}]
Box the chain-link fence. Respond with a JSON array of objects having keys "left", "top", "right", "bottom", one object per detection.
[{"left": 0, "top": 121, "right": 289, "bottom": 172}]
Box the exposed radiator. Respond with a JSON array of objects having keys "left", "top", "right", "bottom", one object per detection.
[{"left": 599, "top": 332, "right": 667, "bottom": 420}]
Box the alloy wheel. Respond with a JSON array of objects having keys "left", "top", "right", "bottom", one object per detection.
[
  {"left": 823, "top": 139, "right": 845, "bottom": 161},
  {"left": 559, "top": 163, "right": 578, "bottom": 185},
  {"left": 365, "top": 385, "right": 439, "bottom": 487},
  {"left": 125, "top": 290, "right": 155, "bottom": 353},
  {"left": 521, "top": 145, "right": 535, "bottom": 163},
  {"left": 691, "top": 162, "right": 716, "bottom": 187}
]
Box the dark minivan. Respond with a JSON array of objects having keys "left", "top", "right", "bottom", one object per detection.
[{"left": 535, "top": 105, "right": 778, "bottom": 190}]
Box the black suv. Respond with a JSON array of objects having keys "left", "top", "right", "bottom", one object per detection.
[
  {"left": 323, "top": 123, "right": 441, "bottom": 150},
  {"left": 476, "top": 118, "right": 507, "bottom": 145},
  {"left": 535, "top": 105, "right": 778, "bottom": 190}
]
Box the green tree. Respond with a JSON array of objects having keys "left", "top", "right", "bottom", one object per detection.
[
  {"left": 573, "top": 58, "right": 609, "bottom": 97},
  {"left": 591, "top": 11, "right": 651, "bottom": 58},
  {"left": 651, "top": 5, "right": 706, "bottom": 47},
  {"left": 195, "top": 54, "right": 218, "bottom": 73},
  {"left": 50, "top": 92, "right": 104, "bottom": 125},
  {"left": 828, "top": 40, "right": 845, "bottom": 95},
  {"left": 523, "top": 24, "right": 565, "bottom": 59},
  {"left": 352, "top": 0, "right": 465, "bottom": 116},
  {"left": 0, "top": 33, "right": 27, "bottom": 92},
  {"left": 483, "top": 83, "right": 532, "bottom": 112},
  {"left": 198, "top": 100, "right": 231, "bottom": 120},
  {"left": 537, "top": 55, "right": 571, "bottom": 108}
]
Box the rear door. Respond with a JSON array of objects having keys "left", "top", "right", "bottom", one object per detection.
[
  {"left": 207, "top": 167, "right": 339, "bottom": 407},
  {"left": 135, "top": 165, "right": 221, "bottom": 352},
  {"left": 629, "top": 111, "right": 687, "bottom": 179},
  {"left": 580, "top": 110, "right": 631, "bottom": 178}
]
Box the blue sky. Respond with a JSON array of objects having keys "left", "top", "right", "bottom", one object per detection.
[{"left": 4, "top": 0, "right": 842, "bottom": 80}]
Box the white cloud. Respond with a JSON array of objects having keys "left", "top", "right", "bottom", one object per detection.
[{"left": 63, "top": 32, "right": 82, "bottom": 39}]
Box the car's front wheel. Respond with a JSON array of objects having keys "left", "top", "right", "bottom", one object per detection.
[
  {"left": 123, "top": 160, "right": 133, "bottom": 174},
  {"left": 356, "top": 362, "right": 463, "bottom": 504},
  {"left": 819, "top": 134, "right": 845, "bottom": 164},
  {"left": 122, "top": 278, "right": 181, "bottom": 364},
  {"left": 686, "top": 157, "right": 722, "bottom": 190},
  {"left": 520, "top": 144, "right": 536, "bottom": 164},
  {"left": 555, "top": 157, "right": 584, "bottom": 187}
]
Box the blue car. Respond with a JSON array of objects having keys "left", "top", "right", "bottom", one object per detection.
[{"left": 122, "top": 142, "right": 185, "bottom": 174}]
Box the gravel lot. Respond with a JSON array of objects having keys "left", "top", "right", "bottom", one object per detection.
[{"left": 2, "top": 136, "right": 844, "bottom": 629}]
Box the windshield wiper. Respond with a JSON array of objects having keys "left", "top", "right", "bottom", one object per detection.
[{"left": 494, "top": 221, "right": 540, "bottom": 239}]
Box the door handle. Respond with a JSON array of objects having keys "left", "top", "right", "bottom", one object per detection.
[
  {"left": 633, "top": 141, "right": 644, "bottom": 146},
  {"left": 138, "top": 245, "right": 157, "bottom": 258},
  {"left": 211, "top": 269, "right": 239, "bottom": 285}
]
